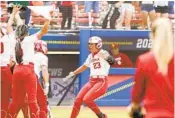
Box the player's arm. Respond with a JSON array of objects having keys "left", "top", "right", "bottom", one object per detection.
[
  {"left": 98, "top": 50, "right": 115, "bottom": 65},
  {"left": 64, "top": 55, "right": 90, "bottom": 81},
  {"left": 106, "top": 55, "right": 115, "bottom": 65},
  {"left": 35, "top": 17, "right": 51, "bottom": 40},
  {"left": 41, "top": 65, "right": 50, "bottom": 95},
  {"left": 64, "top": 65, "right": 88, "bottom": 81},
  {"left": 131, "top": 57, "right": 146, "bottom": 103},
  {"left": 73, "top": 65, "right": 88, "bottom": 75},
  {"left": 128, "top": 57, "right": 146, "bottom": 117},
  {"left": 41, "top": 65, "right": 49, "bottom": 86},
  {"left": 7, "top": 5, "right": 22, "bottom": 34}
]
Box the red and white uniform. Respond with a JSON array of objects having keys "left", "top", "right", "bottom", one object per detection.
[
  {"left": 84, "top": 49, "right": 110, "bottom": 77},
  {"left": 8, "top": 34, "right": 40, "bottom": 118},
  {"left": 34, "top": 52, "right": 48, "bottom": 78},
  {"left": 0, "top": 33, "right": 15, "bottom": 66},
  {"left": 71, "top": 49, "right": 109, "bottom": 118},
  {"left": 0, "top": 33, "right": 15, "bottom": 118},
  {"left": 19, "top": 40, "right": 49, "bottom": 118},
  {"left": 20, "top": 35, "right": 38, "bottom": 63},
  {"left": 33, "top": 40, "right": 49, "bottom": 118}
]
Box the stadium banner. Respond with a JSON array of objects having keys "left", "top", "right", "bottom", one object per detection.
[{"left": 29, "top": 29, "right": 151, "bottom": 51}]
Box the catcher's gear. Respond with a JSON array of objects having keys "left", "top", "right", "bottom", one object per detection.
[{"left": 15, "top": 40, "right": 23, "bottom": 64}]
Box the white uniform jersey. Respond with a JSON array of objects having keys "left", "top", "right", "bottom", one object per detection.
[
  {"left": 21, "top": 35, "right": 38, "bottom": 63},
  {"left": 34, "top": 52, "right": 48, "bottom": 78},
  {"left": 0, "top": 33, "right": 16, "bottom": 66},
  {"left": 84, "top": 49, "right": 110, "bottom": 77}
]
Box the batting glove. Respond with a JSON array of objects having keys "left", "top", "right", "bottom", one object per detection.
[
  {"left": 63, "top": 72, "right": 75, "bottom": 82},
  {"left": 44, "top": 83, "right": 49, "bottom": 95}
]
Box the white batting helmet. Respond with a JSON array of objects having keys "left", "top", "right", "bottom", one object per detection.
[
  {"left": 88, "top": 36, "right": 102, "bottom": 49},
  {"left": 34, "top": 40, "right": 48, "bottom": 54}
]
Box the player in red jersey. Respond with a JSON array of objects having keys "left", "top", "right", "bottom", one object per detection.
[
  {"left": 128, "top": 18, "right": 174, "bottom": 118},
  {"left": 8, "top": 12, "right": 50, "bottom": 118},
  {"left": 110, "top": 43, "right": 133, "bottom": 68}
]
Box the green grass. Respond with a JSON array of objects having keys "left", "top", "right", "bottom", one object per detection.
[{"left": 18, "top": 106, "right": 129, "bottom": 118}]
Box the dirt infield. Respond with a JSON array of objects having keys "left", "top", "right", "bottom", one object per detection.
[{"left": 17, "top": 106, "right": 129, "bottom": 118}]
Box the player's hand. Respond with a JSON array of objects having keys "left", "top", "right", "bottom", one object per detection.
[
  {"left": 127, "top": 104, "right": 145, "bottom": 118},
  {"left": 63, "top": 72, "right": 75, "bottom": 82},
  {"left": 115, "top": 2, "right": 121, "bottom": 8},
  {"left": 44, "top": 83, "right": 49, "bottom": 95},
  {"left": 12, "top": 4, "right": 22, "bottom": 15}
]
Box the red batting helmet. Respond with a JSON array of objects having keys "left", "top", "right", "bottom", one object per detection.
[{"left": 34, "top": 40, "right": 48, "bottom": 54}]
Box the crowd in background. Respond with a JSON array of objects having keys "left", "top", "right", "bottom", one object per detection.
[{"left": 0, "top": 1, "right": 174, "bottom": 30}]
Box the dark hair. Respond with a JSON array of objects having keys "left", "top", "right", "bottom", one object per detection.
[{"left": 15, "top": 24, "right": 28, "bottom": 41}]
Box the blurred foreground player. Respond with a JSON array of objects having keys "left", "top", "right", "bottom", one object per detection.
[
  {"left": 0, "top": 5, "right": 20, "bottom": 118},
  {"left": 8, "top": 14, "right": 50, "bottom": 118},
  {"left": 128, "top": 18, "right": 174, "bottom": 118},
  {"left": 64, "top": 36, "right": 115, "bottom": 118}
]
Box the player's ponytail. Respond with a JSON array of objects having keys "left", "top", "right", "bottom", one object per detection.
[
  {"left": 15, "top": 24, "right": 28, "bottom": 41},
  {"left": 151, "top": 18, "right": 174, "bottom": 75}
]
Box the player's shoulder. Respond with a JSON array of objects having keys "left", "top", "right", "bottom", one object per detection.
[
  {"left": 100, "top": 49, "right": 109, "bottom": 53},
  {"left": 137, "top": 51, "right": 154, "bottom": 67},
  {"left": 35, "top": 52, "right": 48, "bottom": 59},
  {"left": 100, "top": 49, "right": 110, "bottom": 56},
  {"left": 138, "top": 51, "right": 153, "bottom": 62},
  {"left": 24, "top": 34, "right": 38, "bottom": 41}
]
